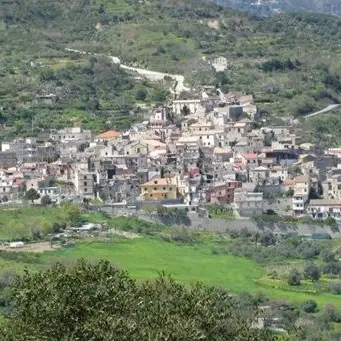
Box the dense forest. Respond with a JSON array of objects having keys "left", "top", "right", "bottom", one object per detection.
[{"left": 1, "top": 0, "right": 341, "bottom": 139}]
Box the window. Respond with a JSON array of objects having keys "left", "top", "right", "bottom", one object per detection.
[
  {"left": 84, "top": 176, "right": 87, "bottom": 180},
  {"left": 150, "top": 194, "right": 153, "bottom": 197},
  {"left": 84, "top": 188, "right": 87, "bottom": 192},
  {"left": 137, "top": 148, "right": 141, "bottom": 153},
  {"left": 84, "top": 182, "right": 87, "bottom": 186},
  {"left": 154, "top": 180, "right": 158, "bottom": 184},
  {"left": 163, "top": 187, "right": 166, "bottom": 190},
  {"left": 169, "top": 187, "right": 172, "bottom": 191},
  {"left": 144, "top": 187, "right": 147, "bottom": 191},
  {"left": 154, "top": 187, "right": 157, "bottom": 191},
  {"left": 207, "top": 135, "right": 209, "bottom": 138}
]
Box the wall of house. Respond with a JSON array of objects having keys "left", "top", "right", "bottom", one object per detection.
[{"left": 140, "top": 185, "right": 177, "bottom": 201}]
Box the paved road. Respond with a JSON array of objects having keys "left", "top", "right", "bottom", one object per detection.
[
  {"left": 305, "top": 103, "right": 340, "bottom": 118},
  {"left": 65, "top": 48, "right": 189, "bottom": 95}
]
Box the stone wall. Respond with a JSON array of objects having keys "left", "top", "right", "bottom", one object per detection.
[{"left": 97, "top": 206, "right": 340, "bottom": 237}]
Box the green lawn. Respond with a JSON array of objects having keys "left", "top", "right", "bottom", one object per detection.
[
  {"left": 42, "top": 238, "right": 262, "bottom": 292},
  {"left": 39, "top": 237, "right": 341, "bottom": 309},
  {"left": 3, "top": 235, "right": 341, "bottom": 310}
]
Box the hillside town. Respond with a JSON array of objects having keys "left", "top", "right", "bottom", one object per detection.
[{"left": 0, "top": 91, "right": 339, "bottom": 221}]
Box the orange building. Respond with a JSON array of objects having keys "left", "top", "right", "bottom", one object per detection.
[{"left": 140, "top": 177, "right": 178, "bottom": 201}]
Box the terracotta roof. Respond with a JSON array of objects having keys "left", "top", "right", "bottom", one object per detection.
[
  {"left": 295, "top": 175, "right": 310, "bottom": 183},
  {"left": 142, "top": 139, "right": 166, "bottom": 148},
  {"left": 282, "top": 179, "right": 295, "bottom": 186},
  {"left": 96, "top": 130, "right": 120, "bottom": 139}
]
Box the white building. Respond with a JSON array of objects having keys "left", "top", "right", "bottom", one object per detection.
[
  {"left": 307, "top": 199, "right": 341, "bottom": 221},
  {"left": 1, "top": 138, "right": 37, "bottom": 162},
  {"left": 292, "top": 175, "right": 310, "bottom": 217},
  {"left": 50, "top": 127, "right": 91, "bottom": 143},
  {"left": 233, "top": 190, "right": 263, "bottom": 217},
  {"left": 172, "top": 99, "right": 201, "bottom": 115}
]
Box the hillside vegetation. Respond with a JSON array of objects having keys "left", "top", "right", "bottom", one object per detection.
[
  {"left": 1, "top": 0, "right": 341, "bottom": 138},
  {"left": 217, "top": 0, "right": 341, "bottom": 17}
]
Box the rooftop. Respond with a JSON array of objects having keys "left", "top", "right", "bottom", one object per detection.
[{"left": 96, "top": 130, "right": 120, "bottom": 139}]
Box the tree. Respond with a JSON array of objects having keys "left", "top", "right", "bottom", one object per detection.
[
  {"left": 321, "top": 249, "right": 335, "bottom": 263},
  {"left": 41, "top": 195, "right": 52, "bottom": 206},
  {"left": 24, "top": 188, "right": 40, "bottom": 204},
  {"left": 181, "top": 105, "right": 191, "bottom": 116},
  {"left": 135, "top": 89, "right": 147, "bottom": 101},
  {"left": 287, "top": 269, "right": 301, "bottom": 286},
  {"left": 0, "top": 261, "right": 273, "bottom": 341},
  {"left": 304, "top": 263, "right": 321, "bottom": 282},
  {"left": 301, "top": 300, "right": 317, "bottom": 313},
  {"left": 259, "top": 231, "right": 276, "bottom": 247},
  {"left": 60, "top": 201, "right": 82, "bottom": 226},
  {"left": 309, "top": 187, "right": 320, "bottom": 201}
]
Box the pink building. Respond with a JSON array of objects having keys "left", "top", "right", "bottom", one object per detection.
[{"left": 205, "top": 180, "right": 242, "bottom": 204}]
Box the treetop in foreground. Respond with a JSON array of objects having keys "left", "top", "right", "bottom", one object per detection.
[{"left": 1, "top": 260, "right": 273, "bottom": 341}]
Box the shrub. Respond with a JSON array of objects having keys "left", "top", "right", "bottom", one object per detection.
[
  {"left": 41, "top": 195, "right": 52, "bottom": 206},
  {"left": 301, "top": 300, "right": 318, "bottom": 313},
  {"left": 304, "top": 263, "right": 321, "bottom": 282},
  {"left": 211, "top": 246, "right": 220, "bottom": 255},
  {"left": 170, "top": 228, "right": 198, "bottom": 244},
  {"left": 287, "top": 269, "right": 301, "bottom": 286},
  {"left": 328, "top": 282, "right": 341, "bottom": 295},
  {"left": 322, "top": 304, "right": 341, "bottom": 323},
  {"left": 321, "top": 249, "right": 335, "bottom": 263},
  {"left": 259, "top": 231, "right": 276, "bottom": 247}
]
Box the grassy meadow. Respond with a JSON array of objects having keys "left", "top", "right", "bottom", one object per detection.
[
  {"left": 2, "top": 205, "right": 341, "bottom": 310},
  {"left": 2, "top": 235, "right": 341, "bottom": 309}
]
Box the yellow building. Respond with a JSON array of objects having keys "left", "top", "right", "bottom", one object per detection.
[{"left": 140, "top": 177, "right": 178, "bottom": 201}]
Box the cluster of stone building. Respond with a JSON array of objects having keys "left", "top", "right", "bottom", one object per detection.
[{"left": 0, "top": 92, "right": 341, "bottom": 220}]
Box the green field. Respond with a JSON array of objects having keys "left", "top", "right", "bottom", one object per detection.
[
  {"left": 2, "top": 205, "right": 341, "bottom": 310},
  {"left": 3, "top": 237, "right": 336, "bottom": 309}
]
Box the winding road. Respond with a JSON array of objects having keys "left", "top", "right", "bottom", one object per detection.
[
  {"left": 65, "top": 48, "right": 189, "bottom": 95},
  {"left": 304, "top": 103, "right": 341, "bottom": 118}
]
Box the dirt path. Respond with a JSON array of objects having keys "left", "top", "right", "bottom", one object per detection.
[
  {"left": 0, "top": 242, "right": 60, "bottom": 253},
  {"left": 65, "top": 48, "right": 189, "bottom": 95}
]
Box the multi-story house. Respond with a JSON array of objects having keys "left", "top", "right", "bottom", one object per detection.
[
  {"left": 50, "top": 127, "right": 91, "bottom": 143},
  {"left": 139, "top": 177, "right": 178, "bottom": 201},
  {"left": 204, "top": 180, "right": 242, "bottom": 204},
  {"left": 1, "top": 138, "right": 37, "bottom": 162},
  {"left": 233, "top": 190, "right": 263, "bottom": 217},
  {"left": 0, "top": 152, "right": 17, "bottom": 169},
  {"left": 292, "top": 175, "right": 311, "bottom": 217},
  {"left": 307, "top": 199, "right": 341, "bottom": 221}
]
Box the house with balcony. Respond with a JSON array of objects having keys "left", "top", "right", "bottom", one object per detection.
[
  {"left": 292, "top": 175, "right": 311, "bottom": 217},
  {"left": 307, "top": 199, "right": 341, "bottom": 221}
]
